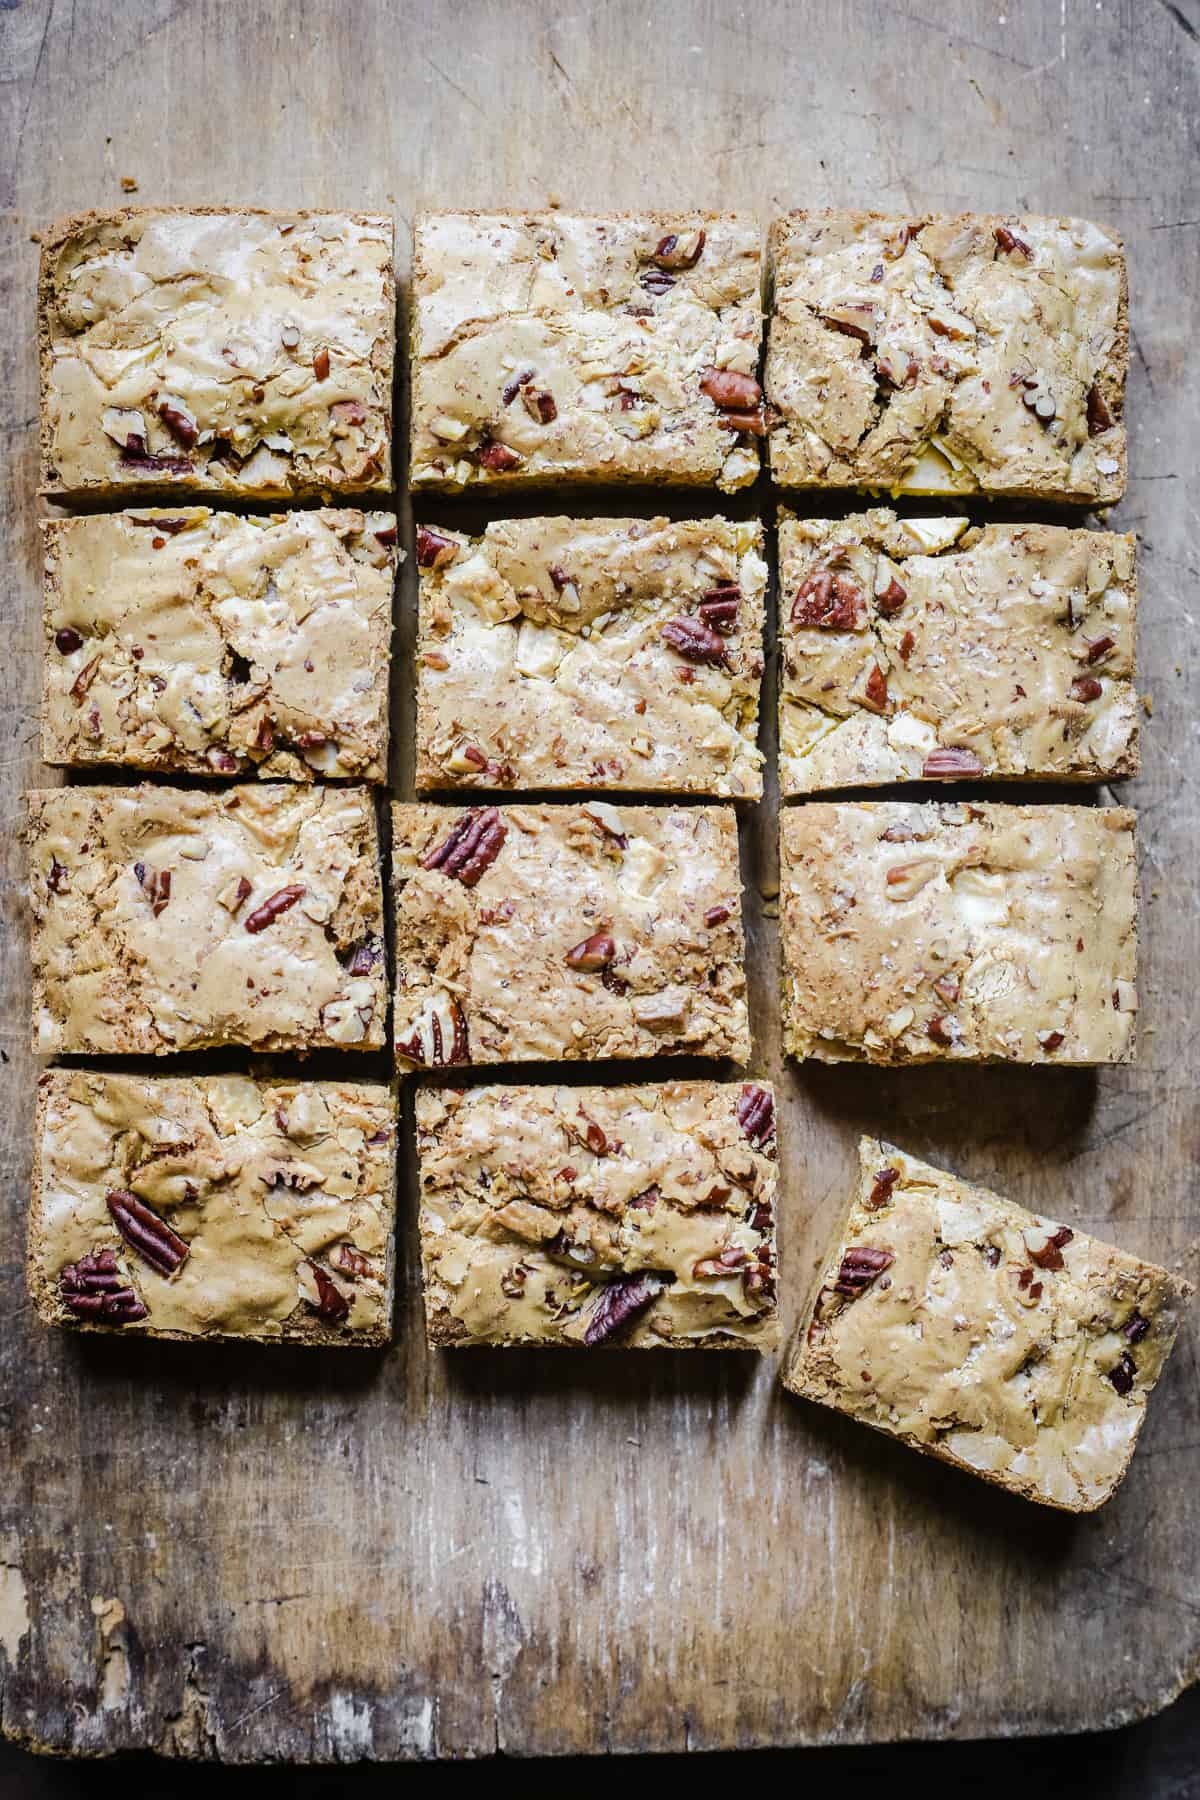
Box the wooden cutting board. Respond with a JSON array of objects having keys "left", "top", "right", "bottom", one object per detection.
[{"left": 2, "top": 0, "right": 1198, "bottom": 1761}]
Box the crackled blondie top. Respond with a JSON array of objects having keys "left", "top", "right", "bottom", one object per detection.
[
  {"left": 39, "top": 208, "right": 394, "bottom": 499},
  {"left": 779, "top": 511, "right": 1138, "bottom": 794},
  {"left": 27, "top": 785, "right": 386, "bottom": 1055},
  {"left": 416, "top": 515, "right": 766, "bottom": 797},
  {"left": 410, "top": 212, "right": 764, "bottom": 493},
  {"left": 392, "top": 802, "right": 749, "bottom": 1069},
  {"left": 766, "top": 211, "right": 1127, "bottom": 504},
  {"left": 783, "top": 1139, "right": 1189, "bottom": 1510},
  {"left": 416, "top": 1080, "right": 779, "bottom": 1349},
  {"left": 43, "top": 508, "right": 397, "bottom": 781},
  {"left": 781, "top": 802, "right": 1137, "bottom": 1065},
  {"left": 31, "top": 1068, "right": 397, "bottom": 1346}
]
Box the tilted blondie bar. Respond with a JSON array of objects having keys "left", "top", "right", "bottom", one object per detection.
[
  {"left": 783, "top": 1138, "right": 1189, "bottom": 1510},
  {"left": 415, "top": 515, "right": 766, "bottom": 797},
  {"left": 392, "top": 802, "right": 749, "bottom": 1070},
  {"left": 416, "top": 1080, "right": 779, "bottom": 1349},
  {"left": 43, "top": 508, "right": 398, "bottom": 781},
  {"left": 410, "top": 212, "right": 764, "bottom": 493},
  {"left": 766, "top": 211, "right": 1126, "bottom": 504},
  {"left": 31, "top": 1068, "right": 397, "bottom": 1346},
  {"left": 779, "top": 511, "right": 1138, "bottom": 794},
  {"left": 39, "top": 208, "right": 394, "bottom": 500},
  {"left": 27, "top": 785, "right": 386, "bottom": 1055},
  {"left": 781, "top": 802, "right": 1137, "bottom": 1065}
]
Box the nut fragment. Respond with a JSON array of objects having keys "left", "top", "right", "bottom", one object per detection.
[
  {"left": 699, "top": 367, "right": 762, "bottom": 412},
  {"left": 653, "top": 229, "right": 705, "bottom": 270},
  {"left": 1107, "top": 1351, "right": 1136, "bottom": 1396},
  {"left": 736, "top": 1082, "right": 775, "bottom": 1146},
  {"left": 791, "top": 570, "right": 865, "bottom": 631},
  {"left": 158, "top": 397, "right": 198, "bottom": 446},
  {"left": 55, "top": 626, "right": 84, "bottom": 655},
  {"left": 582, "top": 1271, "right": 669, "bottom": 1345},
  {"left": 867, "top": 1167, "right": 899, "bottom": 1210},
  {"left": 1086, "top": 382, "right": 1114, "bottom": 436},
  {"left": 396, "top": 993, "right": 470, "bottom": 1067},
  {"left": 477, "top": 439, "right": 523, "bottom": 473},
  {"left": 833, "top": 1246, "right": 895, "bottom": 1298},
  {"left": 305, "top": 1260, "right": 350, "bottom": 1325},
  {"left": 416, "top": 526, "right": 459, "bottom": 569},
  {"left": 135, "top": 862, "right": 173, "bottom": 917},
  {"left": 106, "top": 1188, "right": 189, "bottom": 1277},
  {"left": 1070, "top": 675, "right": 1103, "bottom": 703},
  {"left": 244, "top": 884, "right": 305, "bottom": 933},
  {"left": 422, "top": 807, "right": 507, "bottom": 887},
  {"left": 565, "top": 931, "right": 615, "bottom": 972},
  {"left": 59, "top": 1248, "right": 148, "bottom": 1324},
  {"left": 661, "top": 616, "right": 727, "bottom": 666},
  {"left": 1027, "top": 1225, "right": 1074, "bottom": 1271},
  {"left": 697, "top": 585, "right": 741, "bottom": 633},
  {"left": 994, "top": 225, "right": 1031, "bottom": 257},
  {"left": 922, "top": 746, "right": 983, "bottom": 779}
]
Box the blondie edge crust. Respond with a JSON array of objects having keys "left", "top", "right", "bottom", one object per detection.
[
  {"left": 779, "top": 510, "right": 1137, "bottom": 794},
  {"left": 43, "top": 508, "right": 397, "bottom": 781},
  {"left": 780, "top": 801, "right": 1137, "bottom": 1066},
  {"left": 39, "top": 208, "right": 394, "bottom": 499},
  {"left": 31, "top": 1069, "right": 397, "bottom": 1346},
  {"left": 766, "top": 210, "right": 1127, "bottom": 504},
  {"left": 416, "top": 515, "right": 766, "bottom": 797},
  {"left": 410, "top": 211, "right": 764, "bottom": 493},
  {"left": 416, "top": 1080, "right": 779, "bottom": 1349},
  {"left": 783, "top": 1138, "right": 1190, "bottom": 1511},
  {"left": 392, "top": 801, "right": 750, "bottom": 1070}
]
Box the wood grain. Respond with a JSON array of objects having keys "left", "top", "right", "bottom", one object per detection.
[{"left": 1, "top": 0, "right": 1199, "bottom": 1761}]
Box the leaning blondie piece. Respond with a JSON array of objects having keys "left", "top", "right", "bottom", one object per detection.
[
  {"left": 781, "top": 802, "right": 1137, "bottom": 1065},
  {"left": 416, "top": 516, "right": 766, "bottom": 797},
  {"left": 392, "top": 802, "right": 749, "bottom": 1069},
  {"left": 31, "top": 1068, "right": 397, "bottom": 1346},
  {"left": 43, "top": 508, "right": 398, "bottom": 780},
  {"left": 779, "top": 511, "right": 1137, "bottom": 794},
  {"left": 783, "top": 1138, "right": 1190, "bottom": 1510},
  {"left": 766, "top": 211, "right": 1126, "bottom": 504},
  {"left": 410, "top": 212, "right": 764, "bottom": 493},
  {"left": 27, "top": 785, "right": 386, "bottom": 1055},
  {"left": 39, "top": 208, "right": 394, "bottom": 499},
  {"left": 416, "top": 1080, "right": 778, "bottom": 1349}
]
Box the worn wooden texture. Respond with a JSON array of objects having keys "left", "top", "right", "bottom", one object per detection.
[{"left": 1, "top": 0, "right": 1199, "bottom": 1763}]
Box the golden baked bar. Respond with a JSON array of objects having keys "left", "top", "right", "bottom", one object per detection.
[
  {"left": 766, "top": 210, "right": 1127, "bottom": 504},
  {"left": 39, "top": 208, "right": 394, "bottom": 500},
  {"left": 410, "top": 211, "right": 764, "bottom": 493},
  {"left": 781, "top": 801, "right": 1137, "bottom": 1065},
  {"left": 27, "top": 785, "right": 386, "bottom": 1055},
  {"left": 392, "top": 802, "right": 749, "bottom": 1070},
  {"left": 415, "top": 515, "right": 766, "bottom": 797},
  {"left": 31, "top": 1069, "right": 397, "bottom": 1346},
  {"left": 43, "top": 508, "right": 397, "bottom": 781},
  {"left": 416, "top": 1080, "right": 778, "bottom": 1349},
  {"left": 779, "top": 511, "right": 1138, "bottom": 795},
  {"left": 783, "top": 1138, "right": 1189, "bottom": 1511}
]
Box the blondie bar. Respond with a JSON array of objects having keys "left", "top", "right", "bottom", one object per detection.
[
  {"left": 392, "top": 802, "right": 749, "bottom": 1069},
  {"left": 31, "top": 1068, "right": 397, "bottom": 1346},
  {"left": 43, "top": 508, "right": 397, "bottom": 780},
  {"left": 410, "top": 211, "right": 764, "bottom": 493},
  {"left": 39, "top": 208, "right": 394, "bottom": 499},
  {"left": 416, "top": 1080, "right": 778, "bottom": 1348},
  {"left": 415, "top": 515, "right": 766, "bottom": 797},
  {"left": 27, "top": 785, "right": 386, "bottom": 1055},
  {"left": 766, "top": 211, "right": 1126, "bottom": 504},
  {"left": 778, "top": 511, "right": 1137, "bottom": 794},
  {"left": 783, "top": 1138, "right": 1189, "bottom": 1510},
  {"left": 780, "top": 802, "right": 1137, "bottom": 1065}
]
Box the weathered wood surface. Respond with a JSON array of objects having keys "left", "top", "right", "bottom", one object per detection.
[{"left": 2, "top": 0, "right": 1199, "bottom": 1762}]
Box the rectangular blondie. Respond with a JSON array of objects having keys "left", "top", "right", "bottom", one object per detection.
[
  {"left": 31, "top": 1068, "right": 397, "bottom": 1346},
  {"left": 39, "top": 208, "right": 394, "bottom": 500},
  {"left": 27, "top": 785, "right": 387, "bottom": 1055},
  {"left": 783, "top": 1138, "right": 1189, "bottom": 1511},
  {"left": 415, "top": 515, "right": 766, "bottom": 798},
  {"left": 780, "top": 802, "right": 1137, "bottom": 1065},
  {"left": 43, "top": 507, "right": 397, "bottom": 781},
  {"left": 392, "top": 802, "right": 749, "bottom": 1069},
  {"left": 410, "top": 211, "right": 764, "bottom": 493},
  {"left": 766, "top": 210, "right": 1127, "bottom": 504},
  {"left": 416, "top": 1080, "right": 778, "bottom": 1348},
  {"left": 778, "top": 511, "right": 1138, "bottom": 794}
]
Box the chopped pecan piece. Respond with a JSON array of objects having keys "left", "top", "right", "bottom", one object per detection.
[
  {"left": 927, "top": 1014, "right": 963, "bottom": 1047},
  {"left": 70, "top": 655, "right": 100, "bottom": 702},
  {"left": 867, "top": 1167, "right": 899, "bottom": 1210},
  {"left": 501, "top": 368, "right": 535, "bottom": 404},
  {"left": 834, "top": 1245, "right": 895, "bottom": 1298},
  {"left": 654, "top": 229, "right": 705, "bottom": 270},
  {"left": 1070, "top": 676, "right": 1103, "bottom": 703},
  {"left": 693, "top": 1242, "right": 751, "bottom": 1279},
  {"left": 1125, "top": 1310, "right": 1150, "bottom": 1344},
  {"left": 1085, "top": 635, "right": 1116, "bottom": 665},
  {"left": 416, "top": 526, "right": 459, "bottom": 569},
  {"left": 120, "top": 445, "right": 193, "bottom": 475},
  {"left": 875, "top": 577, "right": 907, "bottom": 617},
  {"left": 697, "top": 585, "right": 741, "bottom": 633},
  {"left": 313, "top": 346, "right": 331, "bottom": 381},
  {"left": 629, "top": 1186, "right": 659, "bottom": 1213},
  {"left": 699, "top": 367, "right": 762, "bottom": 412},
  {"left": 860, "top": 664, "right": 889, "bottom": 713},
  {"left": 59, "top": 1248, "right": 148, "bottom": 1324},
  {"left": 1038, "top": 1030, "right": 1065, "bottom": 1054},
  {"left": 347, "top": 936, "right": 383, "bottom": 976},
  {"left": 922, "top": 746, "right": 983, "bottom": 778},
  {"left": 736, "top": 1083, "right": 775, "bottom": 1147},
  {"left": 639, "top": 268, "right": 676, "bottom": 295},
  {"left": 582, "top": 1271, "right": 669, "bottom": 1346},
  {"left": 994, "top": 224, "right": 1031, "bottom": 257},
  {"left": 477, "top": 439, "right": 523, "bottom": 472},
  {"left": 898, "top": 631, "right": 915, "bottom": 663},
  {"left": 396, "top": 994, "right": 470, "bottom": 1067},
  {"left": 718, "top": 407, "right": 767, "bottom": 436},
  {"left": 791, "top": 570, "right": 865, "bottom": 631},
  {"left": 47, "top": 856, "right": 69, "bottom": 894},
  {"left": 54, "top": 626, "right": 84, "bottom": 655},
  {"left": 106, "top": 1188, "right": 189, "bottom": 1277},
  {"left": 704, "top": 904, "right": 731, "bottom": 927},
  {"left": 305, "top": 1260, "right": 350, "bottom": 1325},
  {"left": 521, "top": 387, "right": 557, "bottom": 424},
  {"left": 158, "top": 399, "right": 199, "bottom": 446},
  {"left": 331, "top": 1243, "right": 376, "bottom": 1281},
  {"left": 1086, "top": 382, "right": 1114, "bottom": 436},
  {"left": 244, "top": 884, "right": 305, "bottom": 933},
  {"left": 1107, "top": 1351, "right": 1136, "bottom": 1396},
  {"left": 422, "top": 807, "right": 506, "bottom": 887},
  {"left": 1027, "top": 1225, "right": 1074, "bottom": 1271},
  {"left": 933, "top": 974, "right": 961, "bottom": 1006},
  {"left": 135, "top": 863, "right": 173, "bottom": 917},
  {"left": 576, "top": 1110, "right": 615, "bottom": 1156},
  {"left": 565, "top": 931, "right": 615, "bottom": 972},
  {"left": 661, "top": 616, "right": 727, "bottom": 666}
]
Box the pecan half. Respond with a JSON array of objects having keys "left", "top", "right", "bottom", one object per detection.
[
  {"left": 1107, "top": 1351, "right": 1136, "bottom": 1396},
  {"left": 737, "top": 1083, "right": 775, "bottom": 1146},
  {"left": 867, "top": 1167, "right": 899, "bottom": 1210},
  {"left": 791, "top": 570, "right": 865, "bottom": 631},
  {"left": 566, "top": 931, "right": 615, "bottom": 972},
  {"left": 661, "top": 616, "right": 727, "bottom": 666},
  {"left": 422, "top": 807, "right": 506, "bottom": 887},
  {"left": 699, "top": 367, "right": 762, "bottom": 411},
  {"left": 697, "top": 585, "right": 741, "bottom": 633},
  {"left": 922, "top": 746, "right": 983, "bottom": 779},
  {"left": 833, "top": 1245, "right": 895, "bottom": 1298},
  {"left": 1086, "top": 382, "right": 1113, "bottom": 436},
  {"left": 106, "top": 1189, "right": 189, "bottom": 1277},
  {"left": 582, "top": 1271, "right": 669, "bottom": 1346},
  {"left": 305, "top": 1260, "right": 350, "bottom": 1324},
  {"left": 245, "top": 884, "right": 305, "bottom": 933},
  {"left": 416, "top": 526, "right": 459, "bottom": 569},
  {"left": 59, "top": 1248, "right": 149, "bottom": 1324}
]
